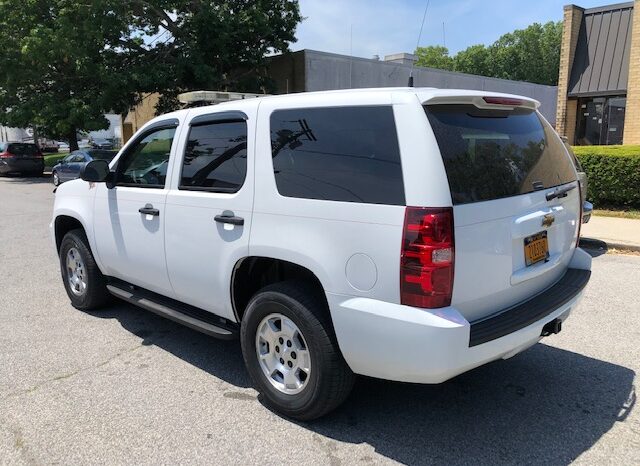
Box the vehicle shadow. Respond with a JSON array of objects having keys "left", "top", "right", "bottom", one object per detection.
[
  {"left": 580, "top": 238, "right": 609, "bottom": 258},
  {"left": 87, "top": 300, "right": 635, "bottom": 465}
]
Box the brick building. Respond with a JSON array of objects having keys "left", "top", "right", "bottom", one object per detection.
[{"left": 556, "top": 1, "right": 639, "bottom": 145}]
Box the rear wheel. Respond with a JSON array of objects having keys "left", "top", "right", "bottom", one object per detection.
[
  {"left": 241, "top": 281, "right": 355, "bottom": 420},
  {"left": 59, "top": 229, "right": 111, "bottom": 310}
]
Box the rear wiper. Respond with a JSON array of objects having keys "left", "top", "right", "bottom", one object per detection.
[{"left": 545, "top": 184, "right": 576, "bottom": 201}]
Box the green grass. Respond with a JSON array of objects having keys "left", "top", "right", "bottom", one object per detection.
[
  {"left": 43, "top": 152, "right": 69, "bottom": 169},
  {"left": 593, "top": 208, "right": 640, "bottom": 220}
]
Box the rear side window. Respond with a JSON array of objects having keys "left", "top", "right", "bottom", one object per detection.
[
  {"left": 424, "top": 105, "right": 576, "bottom": 205},
  {"left": 8, "top": 143, "right": 38, "bottom": 156},
  {"left": 180, "top": 121, "right": 247, "bottom": 193},
  {"left": 270, "top": 106, "right": 405, "bottom": 205}
]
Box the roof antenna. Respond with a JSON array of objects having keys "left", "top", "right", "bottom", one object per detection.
[{"left": 409, "top": 0, "right": 431, "bottom": 87}]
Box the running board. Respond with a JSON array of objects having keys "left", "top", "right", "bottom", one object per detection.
[{"left": 106, "top": 281, "right": 238, "bottom": 340}]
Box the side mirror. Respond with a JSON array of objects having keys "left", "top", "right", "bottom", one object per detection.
[{"left": 80, "top": 159, "right": 110, "bottom": 183}]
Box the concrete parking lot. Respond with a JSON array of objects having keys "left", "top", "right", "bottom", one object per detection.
[{"left": 0, "top": 175, "right": 638, "bottom": 465}]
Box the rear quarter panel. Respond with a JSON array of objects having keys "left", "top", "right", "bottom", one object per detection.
[{"left": 250, "top": 91, "right": 451, "bottom": 304}]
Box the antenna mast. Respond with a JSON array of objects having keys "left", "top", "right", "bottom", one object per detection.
[{"left": 409, "top": 0, "right": 431, "bottom": 87}]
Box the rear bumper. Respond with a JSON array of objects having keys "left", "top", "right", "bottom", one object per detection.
[{"left": 328, "top": 248, "right": 591, "bottom": 384}]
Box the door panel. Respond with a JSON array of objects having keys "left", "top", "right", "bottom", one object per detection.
[
  {"left": 93, "top": 122, "right": 179, "bottom": 297},
  {"left": 164, "top": 108, "right": 256, "bottom": 321}
]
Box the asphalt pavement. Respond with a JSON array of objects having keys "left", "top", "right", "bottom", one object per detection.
[{"left": 0, "top": 174, "right": 638, "bottom": 465}]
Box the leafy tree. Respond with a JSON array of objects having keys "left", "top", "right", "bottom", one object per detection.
[
  {"left": 129, "top": 0, "right": 302, "bottom": 113},
  {"left": 415, "top": 45, "right": 454, "bottom": 71},
  {"left": 0, "top": 1, "right": 302, "bottom": 149},
  {"left": 0, "top": 1, "right": 145, "bottom": 150},
  {"left": 415, "top": 21, "right": 562, "bottom": 86}
]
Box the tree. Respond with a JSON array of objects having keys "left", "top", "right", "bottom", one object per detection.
[
  {"left": 0, "top": 1, "right": 302, "bottom": 148},
  {"left": 0, "top": 1, "right": 145, "bottom": 150},
  {"left": 415, "top": 46, "right": 454, "bottom": 71},
  {"left": 128, "top": 0, "right": 303, "bottom": 113},
  {"left": 415, "top": 21, "right": 562, "bottom": 86}
]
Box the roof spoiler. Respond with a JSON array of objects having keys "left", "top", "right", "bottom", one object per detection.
[{"left": 422, "top": 94, "right": 539, "bottom": 111}]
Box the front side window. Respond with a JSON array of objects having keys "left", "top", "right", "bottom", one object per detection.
[
  {"left": 180, "top": 120, "right": 247, "bottom": 192},
  {"left": 117, "top": 126, "right": 176, "bottom": 188},
  {"left": 269, "top": 106, "right": 405, "bottom": 205}
]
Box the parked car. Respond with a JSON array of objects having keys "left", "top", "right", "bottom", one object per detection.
[
  {"left": 0, "top": 142, "right": 44, "bottom": 176},
  {"left": 51, "top": 149, "right": 117, "bottom": 186},
  {"left": 56, "top": 141, "right": 70, "bottom": 152},
  {"left": 90, "top": 138, "right": 114, "bottom": 150},
  {"left": 51, "top": 88, "right": 592, "bottom": 420},
  {"left": 561, "top": 137, "right": 593, "bottom": 223}
]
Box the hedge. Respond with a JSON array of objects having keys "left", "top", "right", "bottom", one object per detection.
[{"left": 572, "top": 145, "right": 640, "bottom": 208}]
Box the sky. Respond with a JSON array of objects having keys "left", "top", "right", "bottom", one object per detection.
[{"left": 292, "top": 0, "right": 611, "bottom": 58}]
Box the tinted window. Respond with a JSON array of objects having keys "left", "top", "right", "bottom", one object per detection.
[
  {"left": 424, "top": 105, "right": 576, "bottom": 205},
  {"left": 118, "top": 127, "right": 176, "bottom": 187},
  {"left": 180, "top": 121, "right": 247, "bottom": 192},
  {"left": 88, "top": 150, "right": 117, "bottom": 161},
  {"left": 270, "top": 106, "right": 404, "bottom": 205},
  {"left": 7, "top": 143, "right": 38, "bottom": 156},
  {"left": 70, "top": 154, "right": 86, "bottom": 163}
]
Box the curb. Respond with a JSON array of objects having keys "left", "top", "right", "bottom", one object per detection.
[{"left": 580, "top": 237, "right": 640, "bottom": 253}]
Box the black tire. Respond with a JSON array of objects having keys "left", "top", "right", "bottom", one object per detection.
[
  {"left": 59, "top": 228, "right": 111, "bottom": 310},
  {"left": 241, "top": 281, "right": 355, "bottom": 420}
]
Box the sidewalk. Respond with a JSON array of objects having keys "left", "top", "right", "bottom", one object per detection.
[{"left": 581, "top": 215, "right": 640, "bottom": 251}]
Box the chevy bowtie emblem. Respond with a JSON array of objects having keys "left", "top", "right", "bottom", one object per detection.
[{"left": 542, "top": 214, "right": 555, "bottom": 228}]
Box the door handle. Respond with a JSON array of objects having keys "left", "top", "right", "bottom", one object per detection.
[
  {"left": 139, "top": 204, "right": 160, "bottom": 216},
  {"left": 214, "top": 214, "right": 244, "bottom": 226}
]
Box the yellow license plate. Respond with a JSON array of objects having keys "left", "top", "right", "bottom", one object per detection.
[{"left": 524, "top": 231, "right": 549, "bottom": 266}]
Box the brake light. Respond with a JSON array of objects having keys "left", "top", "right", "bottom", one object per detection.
[
  {"left": 0, "top": 151, "right": 12, "bottom": 158},
  {"left": 401, "top": 207, "right": 454, "bottom": 308},
  {"left": 483, "top": 96, "right": 523, "bottom": 106},
  {"left": 34, "top": 151, "right": 44, "bottom": 158}
]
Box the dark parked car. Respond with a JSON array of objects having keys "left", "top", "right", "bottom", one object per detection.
[
  {"left": 52, "top": 149, "right": 117, "bottom": 186},
  {"left": 0, "top": 142, "right": 44, "bottom": 176},
  {"left": 90, "top": 138, "right": 114, "bottom": 150}
]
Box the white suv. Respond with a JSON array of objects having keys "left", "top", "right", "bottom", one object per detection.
[{"left": 51, "top": 88, "right": 592, "bottom": 420}]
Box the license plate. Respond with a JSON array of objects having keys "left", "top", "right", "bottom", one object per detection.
[{"left": 524, "top": 231, "right": 549, "bottom": 266}]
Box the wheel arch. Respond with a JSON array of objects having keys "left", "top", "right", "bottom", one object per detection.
[{"left": 231, "top": 256, "right": 331, "bottom": 324}]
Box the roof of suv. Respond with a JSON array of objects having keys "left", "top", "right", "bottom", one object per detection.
[{"left": 149, "top": 87, "right": 541, "bottom": 126}]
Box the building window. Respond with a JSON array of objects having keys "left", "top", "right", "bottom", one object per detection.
[{"left": 575, "top": 97, "right": 626, "bottom": 145}]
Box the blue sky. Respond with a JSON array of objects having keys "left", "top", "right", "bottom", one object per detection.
[{"left": 293, "top": 0, "right": 609, "bottom": 58}]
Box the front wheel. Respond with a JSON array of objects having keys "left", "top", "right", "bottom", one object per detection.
[
  {"left": 59, "top": 229, "right": 111, "bottom": 310},
  {"left": 241, "top": 281, "right": 355, "bottom": 420}
]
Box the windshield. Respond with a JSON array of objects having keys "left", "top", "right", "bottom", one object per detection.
[{"left": 424, "top": 105, "right": 576, "bottom": 205}]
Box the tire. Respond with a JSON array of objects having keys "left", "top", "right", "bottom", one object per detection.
[
  {"left": 241, "top": 281, "right": 355, "bottom": 420},
  {"left": 52, "top": 171, "right": 60, "bottom": 186},
  {"left": 59, "top": 228, "right": 111, "bottom": 310}
]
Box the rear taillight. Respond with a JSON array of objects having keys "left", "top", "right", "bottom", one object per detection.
[
  {"left": 401, "top": 207, "right": 455, "bottom": 308},
  {"left": 0, "top": 151, "right": 12, "bottom": 159},
  {"left": 35, "top": 152, "right": 43, "bottom": 158}
]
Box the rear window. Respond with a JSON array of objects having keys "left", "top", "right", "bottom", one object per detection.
[
  {"left": 424, "top": 105, "right": 576, "bottom": 205},
  {"left": 7, "top": 143, "right": 38, "bottom": 156},
  {"left": 270, "top": 106, "right": 404, "bottom": 205}
]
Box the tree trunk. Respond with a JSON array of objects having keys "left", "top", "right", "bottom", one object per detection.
[{"left": 67, "top": 127, "right": 79, "bottom": 151}]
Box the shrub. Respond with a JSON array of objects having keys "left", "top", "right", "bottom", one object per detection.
[{"left": 572, "top": 145, "right": 640, "bottom": 208}]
